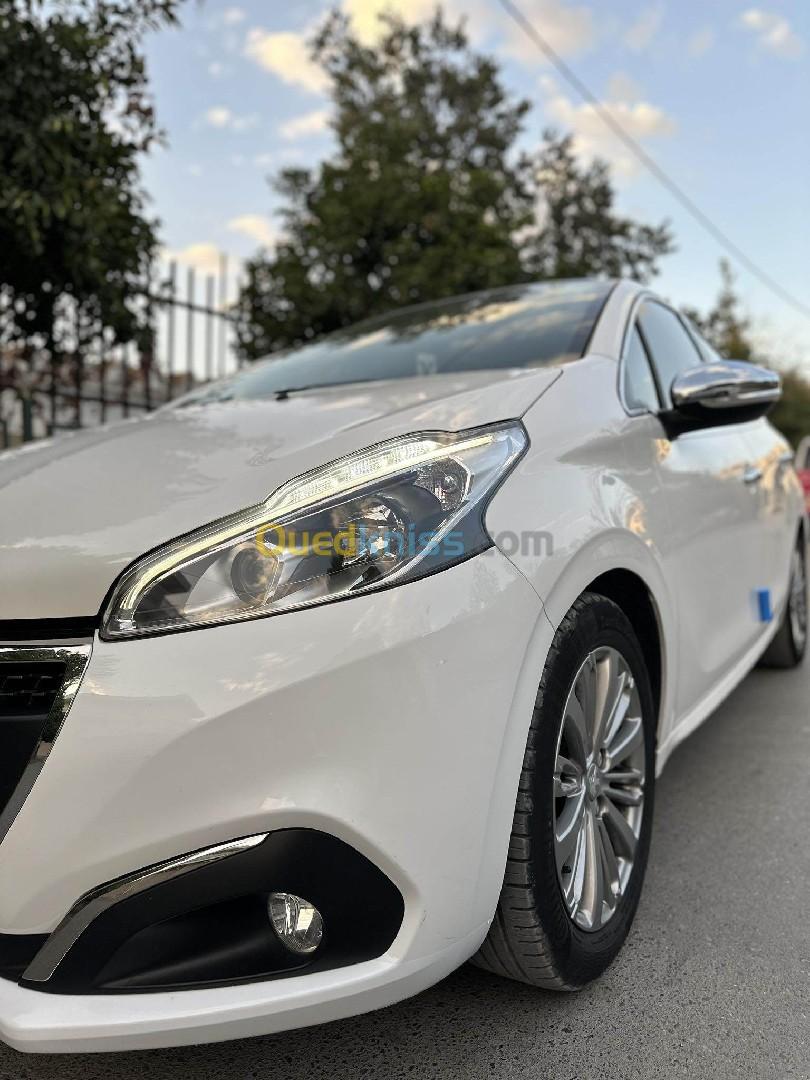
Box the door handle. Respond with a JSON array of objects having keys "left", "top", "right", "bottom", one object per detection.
[{"left": 743, "top": 465, "right": 763, "bottom": 485}]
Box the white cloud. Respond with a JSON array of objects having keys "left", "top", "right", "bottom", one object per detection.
[
  {"left": 337, "top": 0, "right": 489, "bottom": 47},
  {"left": 279, "top": 108, "right": 331, "bottom": 140},
  {"left": 244, "top": 0, "right": 594, "bottom": 95},
  {"left": 244, "top": 29, "right": 329, "bottom": 94},
  {"left": 687, "top": 26, "right": 714, "bottom": 57},
  {"left": 228, "top": 214, "right": 278, "bottom": 249},
  {"left": 204, "top": 106, "right": 231, "bottom": 128},
  {"left": 740, "top": 9, "right": 804, "bottom": 59},
  {"left": 203, "top": 106, "right": 259, "bottom": 132},
  {"left": 222, "top": 7, "right": 246, "bottom": 25},
  {"left": 341, "top": 0, "right": 438, "bottom": 43},
  {"left": 340, "top": 0, "right": 594, "bottom": 55},
  {"left": 542, "top": 77, "right": 676, "bottom": 178},
  {"left": 499, "top": 0, "right": 595, "bottom": 60},
  {"left": 606, "top": 72, "right": 643, "bottom": 104},
  {"left": 625, "top": 5, "right": 664, "bottom": 51},
  {"left": 164, "top": 244, "right": 223, "bottom": 275},
  {"left": 207, "top": 61, "right": 226, "bottom": 78}
]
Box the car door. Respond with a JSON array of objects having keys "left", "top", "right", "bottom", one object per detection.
[
  {"left": 683, "top": 318, "right": 799, "bottom": 624},
  {"left": 741, "top": 417, "right": 799, "bottom": 619},
  {"left": 630, "top": 300, "right": 765, "bottom": 722}
]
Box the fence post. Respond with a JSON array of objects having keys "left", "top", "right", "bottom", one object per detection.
[
  {"left": 218, "top": 253, "right": 228, "bottom": 377},
  {"left": 186, "top": 267, "right": 196, "bottom": 391},
  {"left": 205, "top": 274, "right": 215, "bottom": 383},
  {"left": 167, "top": 260, "right": 177, "bottom": 401},
  {"left": 21, "top": 393, "right": 34, "bottom": 443},
  {"left": 2, "top": 253, "right": 239, "bottom": 446}
]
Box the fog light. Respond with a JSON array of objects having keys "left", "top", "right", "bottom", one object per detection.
[{"left": 268, "top": 892, "right": 323, "bottom": 955}]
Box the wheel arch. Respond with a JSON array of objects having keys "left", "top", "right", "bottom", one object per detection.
[
  {"left": 472, "top": 545, "right": 673, "bottom": 946},
  {"left": 584, "top": 568, "right": 663, "bottom": 730},
  {"left": 532, "top": 529, "right": 675, "bottom": 748}
]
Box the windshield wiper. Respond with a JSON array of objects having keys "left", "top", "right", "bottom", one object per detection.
[
  {"left": 274, "top": 386, "right": 315, "bottom": 400},
  {"left": 273, "top": 379, "right": 382, "bottom": 400}
]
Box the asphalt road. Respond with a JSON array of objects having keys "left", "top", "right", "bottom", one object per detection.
[{"left": 2, "top": 660, "right": 809, "bottom": 1080}]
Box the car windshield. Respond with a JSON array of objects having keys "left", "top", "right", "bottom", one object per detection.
[{"left": 183, "top": 279, "right": 613, "bottom": 403}]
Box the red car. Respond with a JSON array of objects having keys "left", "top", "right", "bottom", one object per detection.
[{"left": 795, "top": 437, "right": 810, "bottom": 514}]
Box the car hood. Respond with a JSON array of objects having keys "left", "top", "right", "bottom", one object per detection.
[{"left": 0, "top": 368, "right": 560, "bottom": 620}]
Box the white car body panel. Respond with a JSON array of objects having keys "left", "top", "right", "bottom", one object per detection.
[{"left": 0, "top": 279, "right": 802, "bottom": 1051}]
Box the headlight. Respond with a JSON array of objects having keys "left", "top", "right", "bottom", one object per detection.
[{"left": 101, "top": 422, "right": 527, "bottom": 639}]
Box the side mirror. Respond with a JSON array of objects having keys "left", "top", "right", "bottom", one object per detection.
[{"left": 663, "top": 360, "right": 781, "bottom": 436}]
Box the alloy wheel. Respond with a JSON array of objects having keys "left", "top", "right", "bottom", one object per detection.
[
  {"left": 553, "top": 646, "right": 646, "bottom": 932},
  {"left": 789, "top": 545, "right": 808, "bottom": 653}
]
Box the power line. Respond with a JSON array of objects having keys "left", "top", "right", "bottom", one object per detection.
[{"left": 495, "top": 0, "right": 810, "bottom": 322}]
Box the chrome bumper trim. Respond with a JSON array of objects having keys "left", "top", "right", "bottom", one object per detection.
[{"left": 23, "top": 833, "right": 269, "bottom": 984}]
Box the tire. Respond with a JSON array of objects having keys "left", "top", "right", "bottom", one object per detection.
[
  {"left": 759, "top": 538, "right": 808, "bottom": 669},
  {"left": 473, "top": 591, "right": 656, "bottom": 990}
]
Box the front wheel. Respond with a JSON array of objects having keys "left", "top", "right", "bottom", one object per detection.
[
  {"left": 474, "top": 592, "right": 656, "bottom": 990},
  {"left": 759, "top": 539, "right": 807, "bottom": 669}
]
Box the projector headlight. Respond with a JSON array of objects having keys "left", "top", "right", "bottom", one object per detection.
[{"left": 101, "top": 422, "right": 527, "bottom": 639}]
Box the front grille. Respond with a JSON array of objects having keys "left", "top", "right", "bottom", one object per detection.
[
  {"left": 0, "top": 663, "right": 64, "bottom": 717},
  {"left": 0, "top": 661, "right": 66, "bottom": 817}
]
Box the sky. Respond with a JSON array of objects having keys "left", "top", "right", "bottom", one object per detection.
[{"left": 142, "top": 0, "right": 810, "bottom": 368}]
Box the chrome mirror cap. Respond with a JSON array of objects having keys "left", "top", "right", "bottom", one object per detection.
[
  {"left": 662, "top": 360, "right": 781, "bottom": 437},
  {"left": 671, "top": 360, "right": 781, "bottom": 412}
]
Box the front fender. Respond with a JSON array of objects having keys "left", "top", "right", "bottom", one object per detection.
[{"left": 485, "top": 356, "right": 677, "bottom": 752}]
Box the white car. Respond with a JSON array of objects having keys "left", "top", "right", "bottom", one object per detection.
[{"left": 0, "top": 279, "right": 804, "bottom": 1053}]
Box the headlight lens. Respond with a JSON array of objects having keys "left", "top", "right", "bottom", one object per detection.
[{"left": 101, "top": 422, "right": 527, "bottom": 639}]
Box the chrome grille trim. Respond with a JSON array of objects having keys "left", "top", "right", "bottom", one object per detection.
[{"left": 0, "top": 642, "right": 92, "bottom": 846}]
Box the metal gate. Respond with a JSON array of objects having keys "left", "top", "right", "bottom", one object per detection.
[{"left": 0, "top": 258, "right": 241, "bottom": 449}]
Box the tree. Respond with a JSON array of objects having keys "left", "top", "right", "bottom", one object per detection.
[
  {"left": 0, "top": 0, "right": 180, "bottom": 359},
  {"left": 770, "top": 369, "right": 810, "bottom": 449},
  {"left": 683, "top": 259, "right": 754, "bottom": 360},
  {"left": 237, "top": 10, "right": 535, "bottom": 358},
  {"left": 236, "top": 10, "right": 673, "bottom": 358},
  {"left": 526, "top": 132, "right": 674, "bottom": 282},
  {"left": 685, "top": 259, "right": 810, "bottom": 447}
]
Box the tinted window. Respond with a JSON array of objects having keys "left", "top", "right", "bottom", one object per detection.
[
  {"left": 183, "top": 280, "right": 612, "bottom": 403},
  {"left": 623, "top": 326, "right": 660, "bottom": 413},
  {"left": 638, "top": 302, "right": 703, "bottom": 407}
]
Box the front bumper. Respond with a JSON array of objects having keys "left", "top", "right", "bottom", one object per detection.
[
  {"left": 0, "top": 549, "right": 550, "bottom": 1052},
  {"left": 0, "top": 922, "right": 490, "bottom": 1053}
]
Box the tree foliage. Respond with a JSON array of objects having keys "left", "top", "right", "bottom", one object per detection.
[
  {"left": 237, "top": 11, "right": 535, "bottom": 357},
  {"left": 770, "top": 369, "right": 810, "bottom": 448},
  {"left": 526, "top": 133, "right": 673, "bottom": 282},
  {"left": 0, "top": 0, "right": 180, "bottom": 354},
  {"left": 236, "top": 10, "right": 674, "bottom": 358},
  {"left": 683, "top": 259, "right": 754, "bottom": 361},
  {"left": 686, "top": 259, "right": 810, "bottom": 447}
]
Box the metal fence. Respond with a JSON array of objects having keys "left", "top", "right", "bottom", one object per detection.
[{"left": 0, "top": 256, "right": 242, "bottom": 449}]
